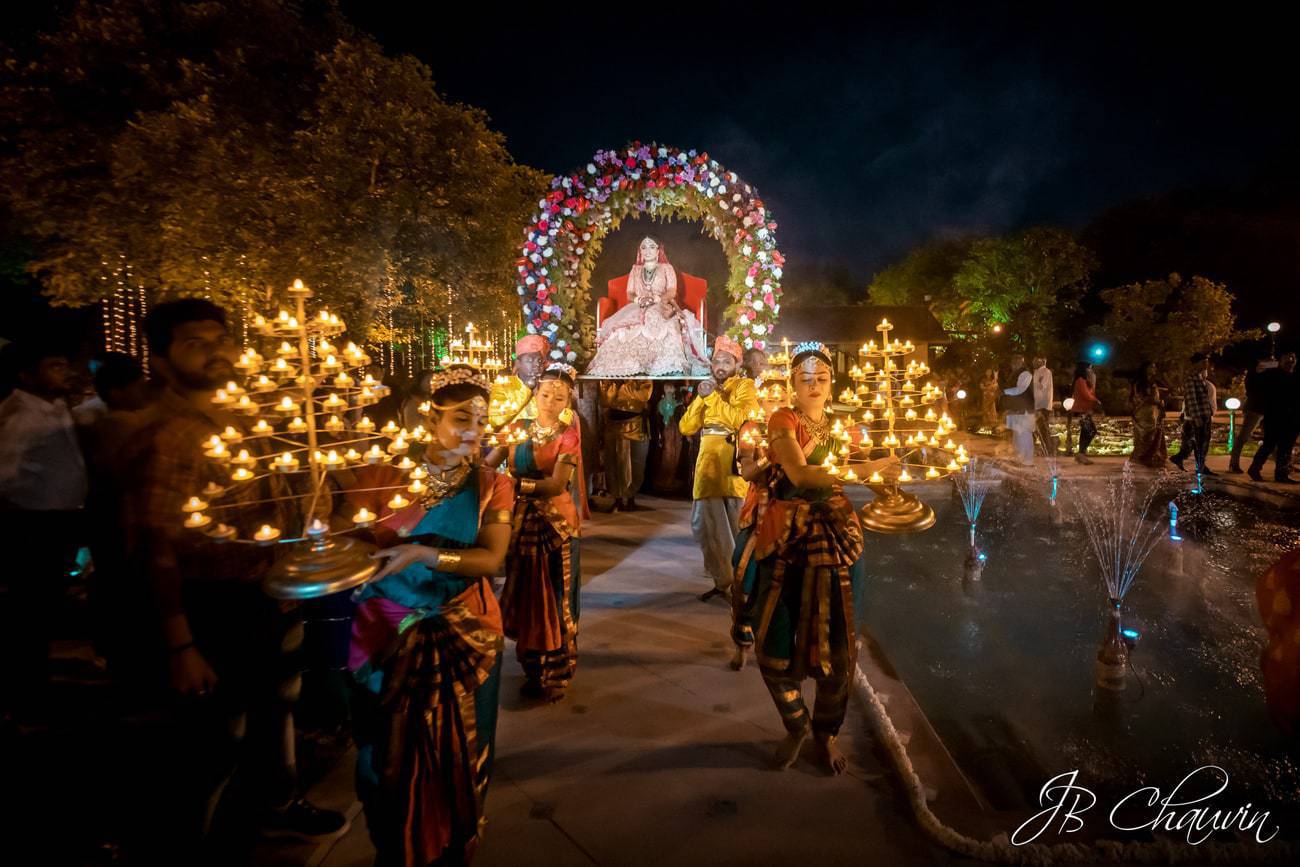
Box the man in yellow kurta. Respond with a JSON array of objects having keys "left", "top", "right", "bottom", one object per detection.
[
  {"left": 679, "top": 335, "right": 758, "bottom": 601},
  {"left": 489, "top": 334, "right": 546, "bottom": 428}
]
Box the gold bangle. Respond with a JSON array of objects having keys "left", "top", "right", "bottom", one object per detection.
[
  {"left": 482, "top": 509, "right": 513, "bottom": 525},
  {"left": 435, "top": 549, "right": 462, "bottom": 571},
  {"left": 519, "top": 478, "right": 537, "bottom": 495}
]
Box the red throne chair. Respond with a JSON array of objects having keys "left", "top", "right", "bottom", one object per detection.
[{"left": 596, "top": 271, "right": 708, "bottom": 348}]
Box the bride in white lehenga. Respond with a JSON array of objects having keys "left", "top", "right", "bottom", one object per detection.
[{"left": 585, "top": 236, "right": 710, "bottom": 377}]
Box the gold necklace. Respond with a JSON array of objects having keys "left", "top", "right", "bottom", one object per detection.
[
  {"left": 529, "top": 419, "right": 562, "bottom": 446},
  {"left": 419, "top": 460, "right": 472, "bottom": 508},
  {"left": 795, "top": 408, "right": 834, "bottom": 446}
]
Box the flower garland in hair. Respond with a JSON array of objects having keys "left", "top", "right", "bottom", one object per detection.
[
  {"left": 428, "top": 366, "right": 489, "bottom": 398},
  {"left": 540, "top": 362, "right": 578, "bottom": 386}
]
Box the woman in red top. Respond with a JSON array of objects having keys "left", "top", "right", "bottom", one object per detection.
[
  {"left": 1070, "top": 361, "right": 1102, "bottom": 464},
  {"left": 736, "top": 343, "right": 894, "bottom": 775}
]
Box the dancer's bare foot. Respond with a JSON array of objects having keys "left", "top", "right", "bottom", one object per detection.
[
  {"left": 814, "top": 734, "right": 848, "bottom": 775},
  {"left": 773, "top": 726, "right": 810, "bottom": 770},
  {"left": 729, "top": 645, "right": 748, "bottom": 671}
]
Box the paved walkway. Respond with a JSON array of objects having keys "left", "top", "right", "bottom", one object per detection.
[{"left": 264, "top": 497, "right": 959, "bottom": 867}]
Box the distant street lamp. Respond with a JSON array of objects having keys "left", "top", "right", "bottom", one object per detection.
[
  {"left": 1267, "top": 321, "right": 1282, "bottom": 358},
  {"left": 991, "top": 323, "right": 1003, "bottom": 335},
  {"left": 956, "top": 389, "right": 967, "bottom": 400},
  {"left": 1225, "top": 396, "right": 1241, "bottom": 452}
]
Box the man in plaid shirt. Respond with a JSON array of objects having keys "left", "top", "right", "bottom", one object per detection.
[
  {"left": 130, "top": 299, "right": 345, "bottom": 857},
  {"left": 1172, "top": 353, "right": 1216, "bottom": 475}
]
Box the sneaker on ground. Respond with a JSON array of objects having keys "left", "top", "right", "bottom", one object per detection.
[{"left": 262, "top": 799, "right": 349, "bottom": 841}]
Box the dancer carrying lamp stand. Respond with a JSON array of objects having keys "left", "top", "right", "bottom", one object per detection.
[
  {"left": 492, "top": 363, "right": 585, "bottom": 702},
  {"left": 348, "top": 366, "right": 513, "bottom": 866},
  {"left": 679, "top": 335, "right": 758, "bottom": 603},
  {"left": 733, "top": 343, "right": 895, "bottom": 774}
]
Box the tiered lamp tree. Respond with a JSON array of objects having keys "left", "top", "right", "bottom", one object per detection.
[
  {"left": 441, "top": 322, "right": 507, "bottom": 374},
  {"left": 437, "top": 321, "right": 531, "bottom": 434},
  {"left": 834, "top": 319, "right": 968, "bottom": 533},
  {"left": 180, "top": 279, "right": 426, "bottom": 599}
]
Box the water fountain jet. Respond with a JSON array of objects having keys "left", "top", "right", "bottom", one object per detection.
[
  {"left": 1072, "top": 465, "right": 1167, "bottom": 690},
  {"left": 953, "top": 458, "right": 998, "bottom": 583}
]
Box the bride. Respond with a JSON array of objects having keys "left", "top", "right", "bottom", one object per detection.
[{"left": 585, "top": 236, "right": 710, "bottom": 377}]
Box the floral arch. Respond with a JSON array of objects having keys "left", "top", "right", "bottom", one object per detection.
[{"left": 515, "top": 142, "right": 784, "bottom": 363}]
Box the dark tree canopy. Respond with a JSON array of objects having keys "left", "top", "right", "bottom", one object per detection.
[{"left": 1, "top": 0, "right": 544, "bottom": 335}]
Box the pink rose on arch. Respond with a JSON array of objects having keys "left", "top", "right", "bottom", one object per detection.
[{"left": 763, "top": 292, "right": 774, "bottom": 306}]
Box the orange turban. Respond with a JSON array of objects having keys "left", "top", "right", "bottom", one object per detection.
[
  {"left": 713, "top": 334, "right": 743, "bottom": 361},
  {"left": 515, "top": 334, "right": 548, "bottom": 356}
]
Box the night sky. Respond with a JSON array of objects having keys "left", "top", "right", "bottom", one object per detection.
[{"left": 342, "top": 3, "right": 1300, "bottom": 295}]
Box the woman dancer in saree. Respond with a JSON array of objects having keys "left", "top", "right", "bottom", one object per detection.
[
  {"left": 348, "top": 366, "right": 513, "bottom": 866},
  {"left": 495, "top": 363, "right": 584, "bottom": 702},
  {"left": 735, "top": 343, "right": 894, "bottom": 774}
]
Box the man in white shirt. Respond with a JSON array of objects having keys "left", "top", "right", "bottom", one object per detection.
[
  {"left": 1002, "top": 354, "right": 1036, "bottom": 465},
  {"left": 1032, "top": 357, "right": 1055, "bottom": 455},
  {"left": 0, "top": 342, "right": 87, "bottom": 718}
]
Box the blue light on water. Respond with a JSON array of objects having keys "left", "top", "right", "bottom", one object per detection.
[
  {"left": 977, "top": 551, "right": 987, "bottom": 562},
  {"left": 1121, "top": 628, "right": 1141, "bottom": 640},
  {"left": 1168, "top": 501, "right": 1181, "bottom": 541},
  {"left": 1050, "top": 475, "right": 1058, "bottom": 500}
]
